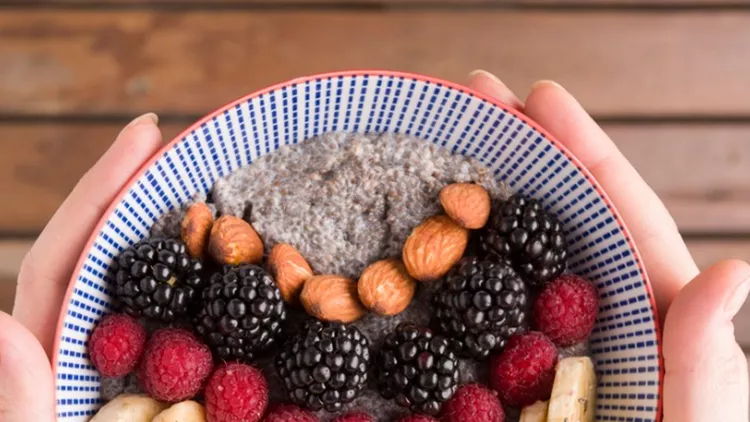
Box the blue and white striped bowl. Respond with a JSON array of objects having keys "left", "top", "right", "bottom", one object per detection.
[{"left": 54, "top": 71, "right": 662, "bottom": 421}]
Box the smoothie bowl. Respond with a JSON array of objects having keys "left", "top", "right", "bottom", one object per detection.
[{"left": 53, "top": 71, "right": 661, "bottom": 422}]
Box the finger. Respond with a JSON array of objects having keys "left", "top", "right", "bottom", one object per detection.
[
  {"left": 663, "top": 259, "right": 750, "bottom": 422},
  {"left": 523, "top": 81, "right": 698, "bottom": 318},
  {"left": 15, "top": 113, "right": 162, "bottom": 356},
  {"left": 467, "top": 70, "right": 524, "bottom": 111},
  {"left": 0, "top": 312, "right": 56, "bottom": 421}
]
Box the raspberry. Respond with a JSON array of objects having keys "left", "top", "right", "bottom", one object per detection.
[
  {"left": 138, "top": 328, "right": 213, "bottom": 402},
  {"left": 261, "top": 404, "right": 318, "bottom": 422},
  {"left": 88, "top": 314, "right": 146, "bottom": 377},
  {"left": 489, "top": 332, "right": 557, "bottom": 407},
  {"left": 330, "top": 412, "right": 374, "bottom": 422},
  {"left": 395, "top": 415, "right": 439, "bottom": 422},
  {"left": 205, "top": 363, "right": 268, "bottom": 422},
  {"left": 533, "top": 274, "right": 599, "bottom": 346},
  {"left": 441, "top": 384, "right": 504, "bottom": 422}
]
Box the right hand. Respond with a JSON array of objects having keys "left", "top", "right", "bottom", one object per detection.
[{"left": 468, "top": 69, "right": 748, "bottom": 422}]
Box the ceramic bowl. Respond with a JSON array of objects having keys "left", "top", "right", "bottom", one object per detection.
[{"left": 53, "top": 71, "right": 662, "bottom": 421}]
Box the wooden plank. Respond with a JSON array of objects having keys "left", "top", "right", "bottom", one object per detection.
[
  {"left": 608, "top": 124, "right": 750, "bottom": 235},
  {"left": 1, "top": 239, "right": 750, "bottom": 339},
  {"left": 5, "top": 240, "right": 747, "bottom": 277},
  {"left": 693, "top": 242, "right": 750, "bottom": 349},
  {"left": 0, "top": 279, "right": 14, "bottom": 314},
  {"left": 2, "top": 11, "right": 750, "bottom": 117},
  {"left": 0, "top": 241, "right": 23, "bottom": 313},
  {"left": 690, "top": 240, "right": 750, "bottom": 347},
  {"left": 689, "top": 240, "right": 750, "bottom": 350},
  {"left": 523, "top": 0, "right": 750, "bottom": 3},
  {"left": 689, "top": 240, "right": 750, "bottom": 270},
  {"left": 0, "top": 122, "right": 183, "bottom": 234},
  {"left": 0, "top": 240, "right": 27, "bottom": 282},
  {"left": 2, "top": 122, "right": 749, "bottom": 234},
  {"left": 15, "top": 0, "right": 750, "bottom": 5}
]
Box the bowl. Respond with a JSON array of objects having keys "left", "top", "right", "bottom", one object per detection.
[{"left": 53, "top": 71, "right": 662, "bottom": 421}]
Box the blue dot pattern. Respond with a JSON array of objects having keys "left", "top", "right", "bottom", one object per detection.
[{"left": 55, "top": 74, "right": 660, "bottom": 421}]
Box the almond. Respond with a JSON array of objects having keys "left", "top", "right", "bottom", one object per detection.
[
  {"left": 301, "top": 275, "right": 366, "bottom": 323},
  {"left": 269, "top": 243, "right": 314, "bottom": 305},
  {"left": 358, "top": 258, "right": 416, "bottom": 316},
  {"left": 402, "top": 215, "right": 470, "bottom": 282},
  {"left": 208, "top": 215, "right": 264, "bottom": 265},
  {"left": 439, "top": 183, "right": 491, "bottom": 229},
  {"left": 181, "top": 203, "right": 214, "bottom": 259}
]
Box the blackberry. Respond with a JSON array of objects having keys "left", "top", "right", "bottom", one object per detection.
[
  {"left": 194, "top": 264, "right": 287, "bottom": 362},
  {"left": 433, "top": 258, "right": 529, "bottom": 359},
  {"left": 480, "top": 193, "right": 568, "bottom": 287},
  {"left": 275, "top": 320, "right": 371, "bottom": 412},
  {"left": 112, "top": 237, "right": 204, "bottom": 322},
  {"left": 377, "top": 323, "right": 459, "bottom": 416}
]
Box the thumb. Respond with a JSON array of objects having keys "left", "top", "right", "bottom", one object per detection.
[
  {"left": 663, "top": 259, "right": 750, "bottom": 422},
  {"left": 0, "top": 312, "right": 55, "bottom": 421}
]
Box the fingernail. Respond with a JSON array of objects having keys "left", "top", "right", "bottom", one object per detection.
[
  {"left": 469, "top": 69, "right": 501, "bottom": 83},
  {"left": 127, "top": 112, "right": 159, "bottom": 128},
  {"left": 725, "top": 276, "right": 750, "bottom": 316},
  {"left": 531, "top": 79, "right": 565, "bottom": 91},
  {"left": 117, "top": 113, "right": 159, "bottom": 139}
]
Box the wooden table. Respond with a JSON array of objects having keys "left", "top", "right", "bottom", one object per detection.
[{"left": 1, "top": 0, "right": 749, "bottom": 365}]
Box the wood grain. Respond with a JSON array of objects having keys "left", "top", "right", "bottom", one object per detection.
[
  {"left": 16, "top": 0, "right": 750, "bottom": 5},
  {"left": 608, "top": 124, "right": 750, "bottom": 234},
  {"left": 2, "top": 122, "right": 749, "bottom": 234},
  {"left": 2, "top": 239, "right": 750, "bottom": 340},
  {"left": 0, "top": 279, "right": 14, "bottom": 314},
  {"left": 682, "top": 242, "right": 750, "bottom": 348},
  {"left": 0, "top": 240, "right": 27, "bottom": 281},
  {"left": 5, "top": 239, "right": 748, "bottom": 276},
  {"left": 0, "top": 241, "right": 23, "bottom": 313},
  {"left": 0, "top": 123, "right": 120, "bottom": 234},
  {"left": 2, "top": 11, "right": 750, "bottom": 117}
]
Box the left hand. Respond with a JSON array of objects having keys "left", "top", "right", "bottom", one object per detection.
[{"left": 2, "top": 113, "right": 162, "bottom": 421}]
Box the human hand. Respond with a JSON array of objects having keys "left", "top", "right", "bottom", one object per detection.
[
  {"left": 466, "top": 69, "right": 748, "bottom": 422},
  {"left": 2, "top": 75, "right": 745, "bottom": 422},
  {"left": 1, "top": 114, "right": 163, "bottom": 421}
]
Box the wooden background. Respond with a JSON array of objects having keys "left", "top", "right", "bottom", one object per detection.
[{"left": 1, "top": 0, "right": 749, "bottom": 373}]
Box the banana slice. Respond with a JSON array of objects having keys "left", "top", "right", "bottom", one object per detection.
[
  {"left": 152, "top": 400, "right": 206, "bottom": 422},
  {"left": 547, "top": 356, "right": 596, "bottom": 422},
  {"left": 90, "top": 394, "right": 167, "bottom": 422},
  {"left": 520, "top": 400, "right": 549, "bottom": 422}
]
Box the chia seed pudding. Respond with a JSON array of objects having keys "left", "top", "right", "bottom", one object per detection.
[
  {"left": 154, "top": 132, "right": 511, "bottom": 278},
  {"left": 154, "top": 132, "right": 511, "bottom": 419},
  {"left": 97, "top": 131, "right": 595, "bottom": 422}
]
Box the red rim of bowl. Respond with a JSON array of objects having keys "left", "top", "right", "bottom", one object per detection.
[{"left": 52, "top": 69, "right": 663, "bottom": 420}]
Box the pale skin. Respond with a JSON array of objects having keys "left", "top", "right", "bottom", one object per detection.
[{"left": 2, "top": 73, "right": 747, "bottom": 421}]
